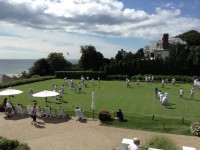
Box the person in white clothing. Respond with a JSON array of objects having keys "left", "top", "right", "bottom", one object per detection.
[
  {"left": 6, "top": 101, "right": 13, "bottom": 117},
  {"left": 159, "top": 92, "right": 164, "bottom": 103},
  {"left": 161, "top": 79, "right": 165, "bottom": 88},
  {"left": 161, "top": 96, "right": 168, "bottom": 106},
  {"left": 190, "top": 88, "right": 195, "bottom": 99},
  {"left": 128, "top": 137, "right": 140, "bottom": 150},
  {"left": 165, "top": 92, "right": 168, "bottom": 98},
  {"left": 179, "top": 88, "right": 184, "bottom": 98}
]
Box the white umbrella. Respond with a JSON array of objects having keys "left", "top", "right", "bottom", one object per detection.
[
  {"left": 91, "top": 91, "right": 95, "bottom": 119},
  {"left": 0, "top": 87, "right": 23, "bottom": 98},
  {"left": 33, "top": 90, "right": 59, "bottom": 97},
  {"left": 32, "top": 90, "right": 59, "bottom": 106}
]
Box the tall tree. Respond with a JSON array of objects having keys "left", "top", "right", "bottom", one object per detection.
[
  {"left": 178, "top": 30, "right": 200, "bottom": 46},
  {"left": 78, "top": 45, "right": 104, "bottom": 70},
  {"left": 47, "top": 52, "right": 72, "bottom": 75},
  {"left": 29, "top": 58, "right": 50, "bottom": 76},
  {"left": 115, "top": 50, "right": 124, "bottom": 62}
]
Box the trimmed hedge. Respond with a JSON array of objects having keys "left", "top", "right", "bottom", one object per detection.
[
  {"left": 0, "top": 136, "right": 30, "bottom": 150},
  {"left": 0, "top": 76, "right": 55, "bottom": 89},
  {"left": 131, "top": 74, "right": 195, "bottom": 83},
  {"left": 107, "top": 74, "right": 130, "bottom": 80},
  {"left": 55, "top": 71, "right": 107, "bottom": 79}
]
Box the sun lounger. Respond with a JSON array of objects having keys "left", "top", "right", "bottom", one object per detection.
[{"left": 182, "top": 146, "right": 196, "bottom": 150}]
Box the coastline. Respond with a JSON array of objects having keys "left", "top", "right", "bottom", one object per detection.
[{"left": 0, "top": 59, "right": 79, "bottom": 76}]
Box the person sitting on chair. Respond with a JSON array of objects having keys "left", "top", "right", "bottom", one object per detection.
[
  {"left": 6, "top": 100, "right": 13, "bottom": 117},
  {"left": 128, "top": 137, "right": 140, "bottom": 150},
  {"left": 116, "top": 109, "right": 124, "bottom": 121}
]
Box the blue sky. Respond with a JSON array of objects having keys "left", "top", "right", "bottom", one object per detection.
[{"left": 0, "top": 0, "right": 200, "bottom": 59}]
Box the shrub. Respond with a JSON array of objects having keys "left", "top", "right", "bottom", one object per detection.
[
  {"left": 107, "top": 74, "right": 129, "bottom": 80},
  {"left": 0, "top": 136, "right": 30, "bottom": 150},
  {"left": 98, "top": 109, "right": 111, "bottom": 122},
  {"left": 55, "top": 71, "right": 107, "bottom": 79},
  {"left": 142, "top": 135, "right": 178, "bottom": 150},
  {"left": 31, "top": 75, "right": 41, "bottom": 78},
  {"left": 16, "top": 143, "right": 31, "bottom": 150},
  {"left": 190, "top": 121, "right": 200, "bottom": 137},
  {"left": 0, "top": 76, "right": 55, "bottom": 89}
]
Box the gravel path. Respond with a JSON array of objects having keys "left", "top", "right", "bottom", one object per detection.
[{"left": 0, "top": 113, "right": 199, "bottom": 150}]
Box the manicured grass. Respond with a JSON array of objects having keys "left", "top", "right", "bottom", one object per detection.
[{"left": 1, "top": 79, "right": 200, "bottom": 135}]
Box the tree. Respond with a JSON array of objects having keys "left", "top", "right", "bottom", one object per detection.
[
  {"left": 115, "top": 50, "right": 124, "bottom": 62},
  {"left": 47, "top": 52, "right": 72, "bottom": 75},
  {"left": 78, "top": 45, "right": 104, "bottom": 70},
  {"left": 123, "top": 52, "right": 135, "bottom": 62},
  {"left": 134, "top": 48, "right": 145, "bottom": 59},
  {"left": 178, "top": 30, "right": 200, "bottom": 46},
  {"left": 29, "top": 58, "right": 50, "bottom": 76}
]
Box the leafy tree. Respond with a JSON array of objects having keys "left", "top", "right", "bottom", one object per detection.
[
  {"left": 123, "top": 52, "right": 135, "bottom": 62},
  {"left": 178, "top": 30, "right": 200, "bottom": 46},
  {"left": 134, "top": 48, "right": 145, "bottom": 59},
  {"left": 29, "top": 58, "right": 50, "bottom": 76},
  {"left": 47, "top": 52, "right": 72, "bottom": 75},
  {"left": 115, "top": 50, "right": 124, "bottom": 62},
  {"left": 78, "top": 45, "right": 104, "bottom": 70}
]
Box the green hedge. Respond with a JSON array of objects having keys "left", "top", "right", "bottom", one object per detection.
[
  {"left": 55, "top": 71, "right": 107, "bottom": 79},
  {"left": 107, "top": 74, "right": 130, "bottom": 80},
  {"left": 0, "top": 76, "right": 55, "bottom": 89},
  {"left": 0, "top": 136, "right": 30, "bottom": 150},
  {"left": 131, "top": 75, "right": 195, "bottom": 83}
]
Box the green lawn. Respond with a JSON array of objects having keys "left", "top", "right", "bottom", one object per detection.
[{"left": 1, "top": 79, "right": 200, "bottom": 135}]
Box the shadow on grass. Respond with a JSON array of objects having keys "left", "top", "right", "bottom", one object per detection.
[
  {"left": 47, "top": 100, "right": 68, "bottom": 104},
  {"left": 101, "top": 118, "right": 129, "bottom": 124},
  {"left": 31, "top": 100, "right": 38, "bottom": 102},
  {"left": 128, "top": 86, "right": 134, "bottom": 89},
  {"left": 62, "top": 100, "right": 68, "bottom": 103},
  {"left": 165, "top": 106, "right": 176, "bottom": 109},
  {"left": 165, "top": 103, "right": 176, "bottom": 109},
  {"left": 190, "top": 99, "right": 200, "bottom": 102}
]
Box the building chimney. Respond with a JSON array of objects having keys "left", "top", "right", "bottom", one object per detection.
[{"left": 162, "top": 33, "right": 169, "bottom": 49}]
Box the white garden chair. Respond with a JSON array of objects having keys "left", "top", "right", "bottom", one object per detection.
[
  {"left": 75, "top": 108, "right": 84, "bottom": 121},
  {"left": 26, "top": 105, "right": 33, "bottom": 116},
  {"left": 44, "top": 106, "right": 53, "bottom": 118},
  {"left": 57, "top": 106, "right": 66, "bottom": 118},
  {"left": 15, "top": 105, "right": 25, "bottom": 116},
  {"left": 182, "top": 146, "right": 196, "bottom": 150}
]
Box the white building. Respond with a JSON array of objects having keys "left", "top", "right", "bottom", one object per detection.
[{"left": 144, "top": 34, "right": 186, "bottom": 59}]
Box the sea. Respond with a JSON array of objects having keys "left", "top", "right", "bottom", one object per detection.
[{"left": 0, "top": 59, "right": 78, "bottom": 75}]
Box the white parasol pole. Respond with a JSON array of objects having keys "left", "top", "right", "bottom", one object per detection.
[{"left": 91, "top": 90, "right": 95, "bottom": 120}]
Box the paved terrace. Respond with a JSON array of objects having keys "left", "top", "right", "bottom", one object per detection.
[{"left": 0, "top": 113, "right": 199, "bottom": 150}]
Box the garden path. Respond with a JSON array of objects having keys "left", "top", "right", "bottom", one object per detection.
[{"left": 0, "top": 113, "right": 199, "bottom": 150}]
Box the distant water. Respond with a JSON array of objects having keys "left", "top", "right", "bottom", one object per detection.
[{"left": 0, "top": 59, "right": 78, "bottom": 75}]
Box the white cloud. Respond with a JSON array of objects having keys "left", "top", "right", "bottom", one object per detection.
[
  {"left": 1, "top": 0, "right": 198, "bottom": 38},
  {"left": 0, "top": 23, "right": 121, "bottom": 59},
  {"left": 0, "top": 0, "right": 200, "bottom": 59}
]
